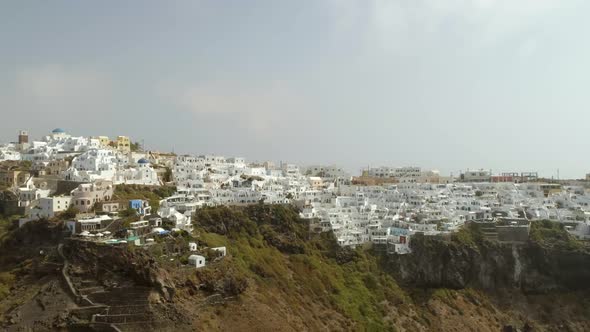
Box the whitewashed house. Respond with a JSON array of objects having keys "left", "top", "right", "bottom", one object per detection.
[
  {"left": 65, "top": 149, "right": 120, "bottom": 182},
  {"left": 158, "top": 202, "right": 193, "bottom": 232},
  {"left": 188, "top": 255, "right": 206, "bottom": 268},
  {"left": 0, "top": 148, "right": 21, "bottom": 161},
  {"left": 29, "top": 196, "right": 73, "bottom": 220},
  {"left": 17, "top": 178, "right": 50, "bottom": 207},
  {"left": 115, "top": 158, "right": 160, "bottom": 185}
]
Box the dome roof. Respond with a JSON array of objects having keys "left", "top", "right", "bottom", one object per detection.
[
  {"left": 52, "top": 128, "right": 65, "bottom": 133},
  {"left": 137, "top": 158, "right": 150, "bottom": 164}
]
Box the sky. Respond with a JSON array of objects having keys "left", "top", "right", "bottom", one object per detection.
[{"left": 1, "top": 0, "right": 589, "bottom": 178}]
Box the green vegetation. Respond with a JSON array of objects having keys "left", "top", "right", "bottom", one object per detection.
[
  {"left": 431, "top": 288, "right": 457, "bottom": 302},
  {"left": 60, "top": 206, "right": 79, "bottom": 219},
  {"left": 163, "top": 167, "right": 173, "bottom": 183},
  {"left": 0, "top": 217, "right": 66, "bottom": 322},
  {"left": 113, "top": 184, "right": 176, "bottom": 210},
  {"left": 192, "top": 205, "right": 405, "bottom": 330},
  {"left": 0, "top": 272, "right": 15, "bottom": 298},
  {"left": 452, "top": 223, "right": 483, "bottom": 248},
  {"left": 22, "top": 160, "right": 31, "bottom": 168},
  {"left": 119, "top": 207, "right": 138, "bottom": 218},
  {"left": 130, "top": 141, "right": 142, "bottom": 152},
  {"left": 529, "top": 220, "right": 585, "bottom": 251},
  {"left": 18, "top": 160, "right": 32, "bottom": 171},
  {"left": 119, "top": 207, "right": 139, "bottom": 228},
  {"left": 194, "top": 259, "right": 249, "bottom": 296},
  {"left": 0, "top": 216, "right": 18, "bottom": 243},
  {"left": 1, "top": 204, "right": 589, "bottom": 330}
]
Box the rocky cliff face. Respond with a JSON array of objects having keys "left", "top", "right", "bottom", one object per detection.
[
  {"left": 384, "top": 231, "right": 590, "bottom": 294},
  {"left": 63, "top": 239, "right": 177, "bottom": 301},
  {"left": 3, "top": 213, "right": 590, "bottom": 331}
]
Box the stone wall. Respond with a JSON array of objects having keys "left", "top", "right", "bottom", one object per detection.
[{"left": 497, "top": 225, "right": 530, "bottom": 243}]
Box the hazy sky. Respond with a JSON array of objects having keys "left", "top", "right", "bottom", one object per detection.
[{"left": 1, "top": 1, "right": 589, "bottom": 178}]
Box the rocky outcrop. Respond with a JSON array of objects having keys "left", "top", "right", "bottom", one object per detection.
[
  {"left": 63, "top": 239, "right": 176, "bottom": 301},
  {"left": 384, "top": 234, "right": 590, "bottom": 293}
]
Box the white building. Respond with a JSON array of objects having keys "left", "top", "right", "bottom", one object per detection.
[
  {"left": 212, "top": 246, "right": 227, "bottom": 257},
  {"left": 115, "top": 158, "right": 160, "bottom": 185},
  {"left": 188, "top": 254, "right": 206, "bottom": 268},
  {"left": 461, "top": 169, "right": 492, "bottom": 182},
  {"left": 17, "top": 178, "right": 50, "bottom": 207},
  {"left": 158, "top": 202, "right": 193, "bottom": 232},
  {"left": 0, "top": 147, "right": 21, "bottom": 161},
  {"left": 70, "top": 181, "right": 114, "bottom": 213},
  {"left": 65, "top": 149, "right": 120, "bottom": 182},
  {"left": 31, "top": 196, "right": 73, "bottom": 219}
]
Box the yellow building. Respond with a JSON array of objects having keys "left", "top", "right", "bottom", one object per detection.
[
  {"left": 116, "top": 136, "right": 131, "bottom": 153},
  {"left": 540, "top": 183, "right": 562, "bottom": 197},
  {"left": 96, "top": 136, "right": 110, "bottom": 147}
]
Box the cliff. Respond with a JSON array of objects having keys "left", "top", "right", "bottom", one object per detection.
[
  {"left": 1, "top": 208, "right": 590, "bottom": 331},
  {"left": 384, "top": 222, "right": 590, "bottom": 294}
]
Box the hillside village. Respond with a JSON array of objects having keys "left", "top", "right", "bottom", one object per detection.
[{"left": 1, "top": 128, "right": 590, "bottom": 261}]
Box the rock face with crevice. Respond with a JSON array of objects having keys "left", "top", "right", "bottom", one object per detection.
[{"left": 384, "top": 229, "right": 590, "bottom": 294}]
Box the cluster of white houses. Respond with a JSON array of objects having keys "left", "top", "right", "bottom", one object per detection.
[
  {"left": 1, "top": 129, "right": 160, "bottom": 185},
  {"left": 2, "top": 128, "right": 590, "bottom": 255}
]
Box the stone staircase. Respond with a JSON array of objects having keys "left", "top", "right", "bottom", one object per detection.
[{"left": 59, "top": 244, "right": 162, "bottom": 331}]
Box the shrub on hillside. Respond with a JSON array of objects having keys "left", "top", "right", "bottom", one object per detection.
[
  {"left": 0, "top": 272, "right": 15, "bottom": 298},
  {"left": 529, "top": 220, "right": 584, "bottom": 250},
  {"left": 194, "top": 261, "right": 248, "bottom": 296}
]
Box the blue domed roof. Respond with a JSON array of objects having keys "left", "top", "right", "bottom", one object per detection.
[
  {"left": 137, "top": 158, "right": 149, "bottom": 164},
  {"left": 52, "top": 128, "right": 65, "bottom": 133}
]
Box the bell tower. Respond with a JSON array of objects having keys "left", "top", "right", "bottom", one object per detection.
[{"left": 18, "top": 130, "right": 29, "bottom": 144}]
